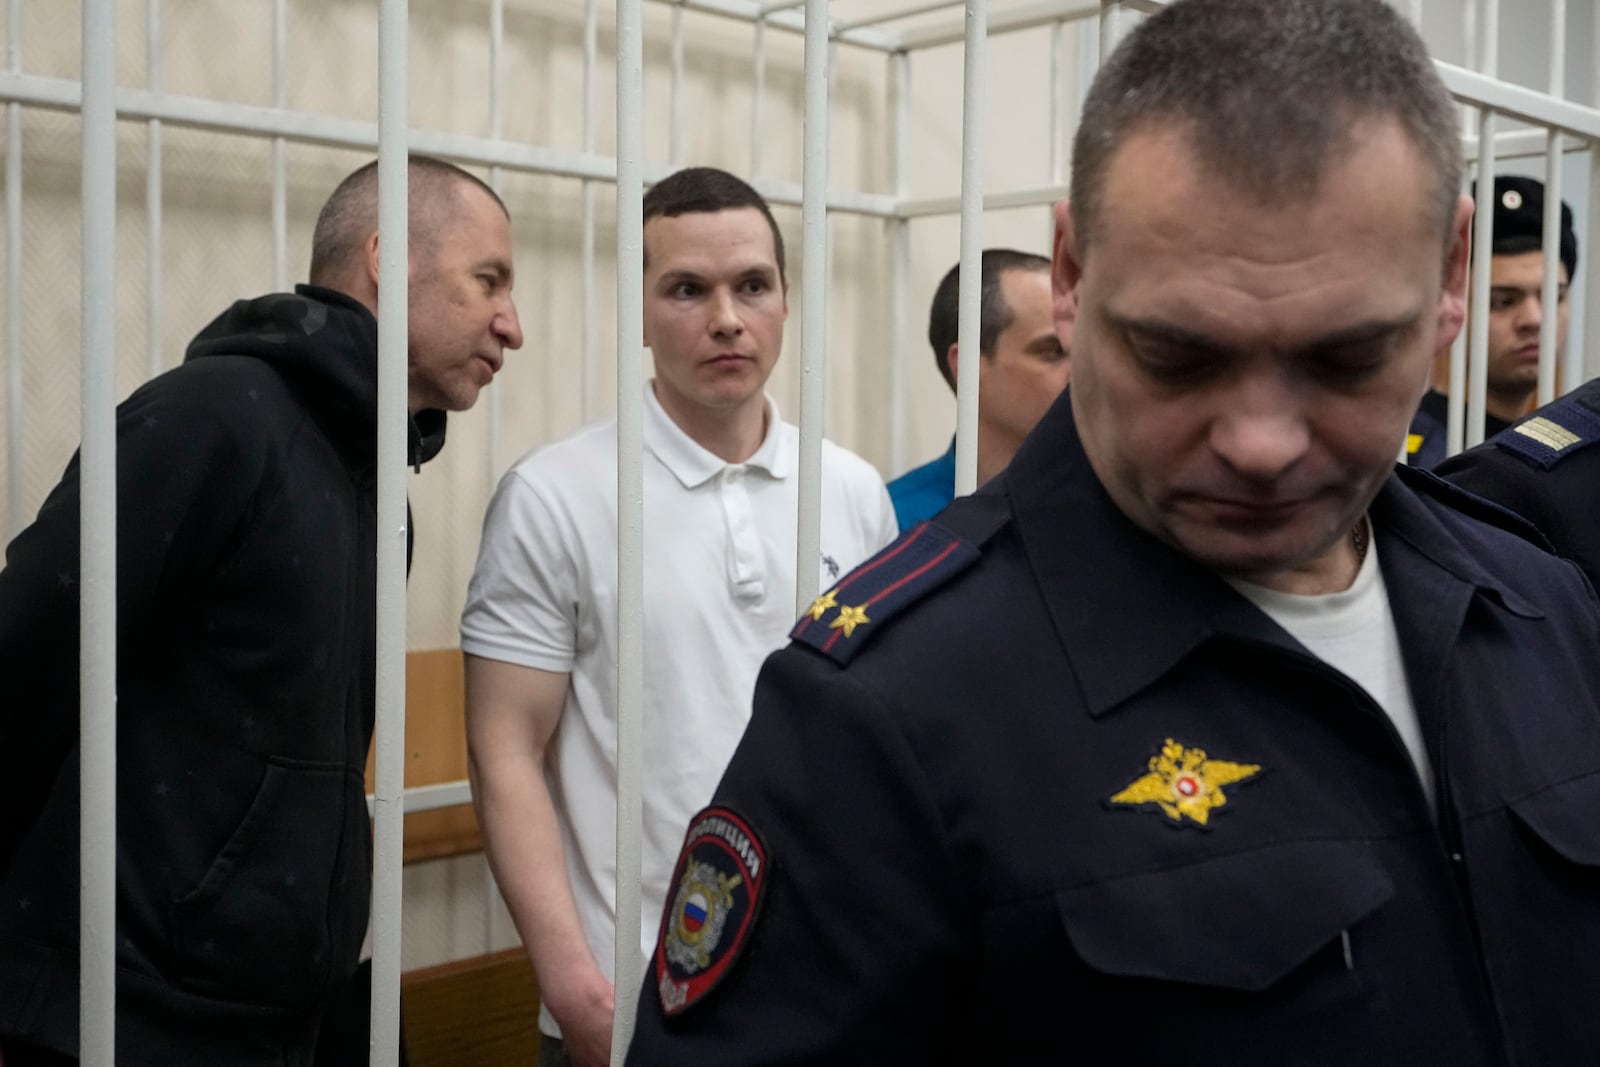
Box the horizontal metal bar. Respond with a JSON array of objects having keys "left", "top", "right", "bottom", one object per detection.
[
  {"left": 1464, "top": 125, "right": 1594, "bottom": 162},
  {"left": 835, "top": 0, "right": 963, "bottom": 33},
  {"left": 1436, "top": 61, "right": 1600, "bottom": 140},
  {"left": 0, "top": 73, "right": 902, "bottom": 217},
  {"left": 899, "top": 181, "right": 1070, "bottom": 219},
  {"left": 363, "top": 779, "right": 474, "bottom": 818},
  {"left": 662, "top": 0, "right": 900, "bottom": 51},
  {"left": 896, "top": 0, "right": 1099, "bottom": 51}
]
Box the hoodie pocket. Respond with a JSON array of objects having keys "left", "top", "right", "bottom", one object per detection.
[{"left": 168, "top": 756, "right": 367, "bottom": 1013}]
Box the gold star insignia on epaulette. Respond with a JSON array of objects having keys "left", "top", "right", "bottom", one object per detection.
[
  {"left": 1109, "top": 738, "right": 1262, "bottom": 827},
  {"left": 829, "top": 603, "right": 870, "bottom": 637},
  {"left": 806, "top": 588, "right": 839, "bottom": 621}
]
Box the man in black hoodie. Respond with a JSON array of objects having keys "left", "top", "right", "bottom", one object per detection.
[{"left": 0, "top": 155, "right": 523, "bottom": 1067}]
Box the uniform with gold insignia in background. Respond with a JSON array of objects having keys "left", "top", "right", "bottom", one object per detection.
[
  {"left": 625, "top": 384, "right": 1600, "bottom": 1065},
  {"left": 1435, "top": 376, "right": 1600, "bottom": 589}
]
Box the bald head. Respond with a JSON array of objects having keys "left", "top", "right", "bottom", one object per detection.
[{"left": 308, "top": 155, "right": 508, "bottom": 293}]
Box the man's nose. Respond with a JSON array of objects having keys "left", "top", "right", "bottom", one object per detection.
[
  {"left": 709, "top": 289, "right": 744, "bottom": 336},
  {"left": 1210, "top": 384, "right": 1309, "bottom": 482},
  {"left": 496, "top": 297, "right": 524, "bottom": 350}
]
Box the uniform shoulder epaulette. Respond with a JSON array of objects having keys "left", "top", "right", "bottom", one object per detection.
[
  {"left": 789, "top": 494, "right": 1009, "bottom": 667},
  {"left": 1491, "top": 392, "right": 1600, "bottom": 470},
  {"left": 1395, "top": 463, "right": 1554, "bottom": 553}
]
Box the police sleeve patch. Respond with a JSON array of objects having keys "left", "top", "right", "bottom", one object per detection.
[
  {"left": 789, "top": 520, "right": 982, "bottom": 666},
  {"left": 655, "top": 806, "right": 769, "bottom": 1016}
]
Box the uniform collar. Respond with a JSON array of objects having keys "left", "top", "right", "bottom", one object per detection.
[
  {"left": 643, "top": 382, "right": 788, "bottom": 489},
  {"left": 1003, "top": 390, "right": 1540, "bottom": 719}
]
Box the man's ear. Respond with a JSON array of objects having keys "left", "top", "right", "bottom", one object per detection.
[
  {"left": 1051, "top": 199, "right": 1083, "bottom": 332},
  {"left": 1437, "top": 192, "right": 1474, "bottom": 350},
  {"left": 363, "top": 232, "right": 382, "bottom": 290},
  {"left": 946, "top": 344, "right": 961, "bottom": 392}
]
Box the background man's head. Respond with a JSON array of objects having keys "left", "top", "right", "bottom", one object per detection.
[
  {"left": 1055, "top": 0, "right": 1469, "bottom": 591},
  {"left": 928, "top": 250, "right": 1071, "bottom": 473},
  {"left": 1477, "top": 175, "right": 1577, "bottom": 408},
  {"left": 309, "top": 155, "right": 523, "bottom": 413},
  {"left": 640, "top": 167, "right": 789, "bottom": 430}
]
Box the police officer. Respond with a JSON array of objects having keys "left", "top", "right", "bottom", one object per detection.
[
  {"left": 1435, "top": 378, "right": 1600, "bottom": 587},
  {"left": 1407, "top": 174, "right": 1579, "bottom": 468},
  {"left": 625, "top": 1, "right": 1600, "bottom": 1063}
]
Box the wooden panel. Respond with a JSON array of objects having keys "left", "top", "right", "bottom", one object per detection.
[
  {"left": 365, "top": 648, "right": 485, "bottom": 864},
  {"left": 402, "top": 948, "right": 541, "bottom": 1067}
]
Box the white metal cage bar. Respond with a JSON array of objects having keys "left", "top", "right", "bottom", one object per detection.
[
  {"left": 368, "top": 1, "right": 411, "bottom": 1064},
  {"left": 5, "top": 0, "right": 23, "bottom": 538},
  {"left": 613, "top": 0, "right": 648, "bottom": 1061},
  {"left": 952, "top": 0, "right": 988, "bottom": 499},
  {"left": 146, "top": 0, "right": 164, "bottom": 379},
  {"left": 271, "top": 0, "right": 288, "bottom": 292},
  {"left": 79, "top": 0, "right": 119, "bottom": 1061},
  {"left": 793, "top": 0, "right": 830, "bottom": 617}
]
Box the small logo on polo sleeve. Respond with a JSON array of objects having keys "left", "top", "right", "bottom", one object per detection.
[
  {"left": 1108, "top": 738, "right": 1263, "bottom": 828},
  {"left": 656, "top": 807, "right": 769, "bottom": 1015}
]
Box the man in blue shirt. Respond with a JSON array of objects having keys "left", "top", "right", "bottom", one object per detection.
[{"left": 887, "top": 249, "right": 1071, "bottom": 527}]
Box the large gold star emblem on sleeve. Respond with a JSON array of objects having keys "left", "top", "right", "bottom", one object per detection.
[
  {"left": 828, "top": 603, "right": 871, "bottom": 638},
  {"left": 806, "top": 588, "right": 839, "bottom": 621},
  {"left": 1109, "top": 738, "right": 1262, "bottom": 827}
]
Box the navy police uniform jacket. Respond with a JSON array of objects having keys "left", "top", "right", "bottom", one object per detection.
[
  {"left": 1436, "top": 376, "right": 1600, "bottom": 590},
  {"left": 627, "top": 392, "right": 1600, "bottom": 1065}
]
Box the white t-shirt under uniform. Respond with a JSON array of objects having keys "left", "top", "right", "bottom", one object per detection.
[
  {"left": 1227, "top": 533, "right": 1436, "bottom": 811},
  {"left": 459, "top": 384, "right": 898, "bottom": 1037}
]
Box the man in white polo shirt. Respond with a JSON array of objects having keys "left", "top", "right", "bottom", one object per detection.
[{"left": 460, "top": 167, "right": 896, "bottom": 1067}]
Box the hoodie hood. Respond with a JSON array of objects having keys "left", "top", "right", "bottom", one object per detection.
[{"left": 185, "top": 284, "right": 446, "bottom": 470}]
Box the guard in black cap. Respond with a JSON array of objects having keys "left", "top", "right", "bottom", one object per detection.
[{"left": 1409, "top": 173, "right": 1578, "bottom": 467}]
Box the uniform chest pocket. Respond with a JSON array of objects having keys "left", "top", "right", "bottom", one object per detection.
[
  {"left": 1056, "top": 839, "right": 1394, "bottom": 992},
  {"left": 1508, "top": 769, "right": 1600, "bottom": 872}
]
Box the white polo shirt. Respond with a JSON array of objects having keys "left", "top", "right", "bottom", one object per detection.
[{"left": 460, "top": 384, "right": 897, "bottom": 1036}]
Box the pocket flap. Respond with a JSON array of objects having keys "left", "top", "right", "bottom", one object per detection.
[
  {"left": 1510, "top": 770, "right": 1600, "bottom": 867},
  {"left": 1057, "top": 839, "right": 1393, "bottom": 991}
]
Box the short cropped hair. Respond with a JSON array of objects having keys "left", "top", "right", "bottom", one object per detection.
[
  {"left": 308, "top": 155, "right": 507, "bottom": 286},
  {"left": 1070, "top": 0, "right": 1462, "bottom": 260},
  {"left": 643, "top": 167, "right": 787, "bottom": 284},
  {"left": 927, "top": 249, "right": 1051, "bottom": 390}
]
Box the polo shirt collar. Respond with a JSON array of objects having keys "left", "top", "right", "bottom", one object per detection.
[
  {"left": 1002, "top": 389, "right": 1537, "bottom": 719},
  {"left": 643, "top": 382, "right": 788, "bottom": 489}
]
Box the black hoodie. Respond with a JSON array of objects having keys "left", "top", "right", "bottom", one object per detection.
[{"left": 0, "top": 285, "right": 430, "bottom": 1065}]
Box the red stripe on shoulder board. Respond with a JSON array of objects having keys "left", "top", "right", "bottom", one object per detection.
[{"left": 820, "top": 535, "right": 964, "bottom": 654}]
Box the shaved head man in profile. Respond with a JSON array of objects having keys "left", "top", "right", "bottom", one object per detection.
[
  {"left": 0, "top": 155, "right": 522, "bottom": 1067},
  {"left": 626, "top": 2, "right": 1600, "bottom": 1063}
]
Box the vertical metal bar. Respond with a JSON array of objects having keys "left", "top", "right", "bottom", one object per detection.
[
  {"left": 1466, "top": 112, "right": 1496, "bottom": 450},
  {"left": 887, "top": 50, "right": 910, "bottom": 478},
  {"left": 1405, "top": 0, "right": 1422, "bottom": 26},
  {"left": 952, "top": 0, "right": 987, "bottom": 498},
  {"left": 369, "top": 0, "right": 409, "bottom": 1062},
  {"left": 1538, "top": 133, "right": 1562, "bottom": 405},
  {"left": 1100, "top": 0, "right": 1126, "bottom": 60},
  {"left": 271, "top": 0, "right": 288, "bottom": 291},
  {"left": 612, "top": 0, "right": 646, "bottom": 1060},
  {"left": 486, "top": 0, "right": 505, "bottom": 488},
  {"left": 1585, "top": 149, "right": 1600, "bottom": 389},
  {"left": 1537, "top": 0, "right": 1564, "bottom": 405},
  {"left": 581, "top": 0, "right": 599, "bottom": 422},
  {"left": 5, "top": 0, "right": 24, "bottom": 539},
  {"left": 750, "top": 16, "right": 766, "bottom": 176},
  {"left": 745, "top": 15, "right": 764, "bottom": 177},
  {"left": 794, "top": 0, "right": 829, "bottom": 615},
  {"left": 146, "top": 0, "right": 164, "bottom": 379},
  {"left": 1049, "top": 20, "right": 1065, "bottom": 186},
  {"left": 1463, "top": 0, "right": 1498, "bottom": 450},
  {"left": 80, "top": 0, "right": 119, "bottom": 1060},
  {"left": 670, "top": 1, "right": 685, "bottom": 166}
]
